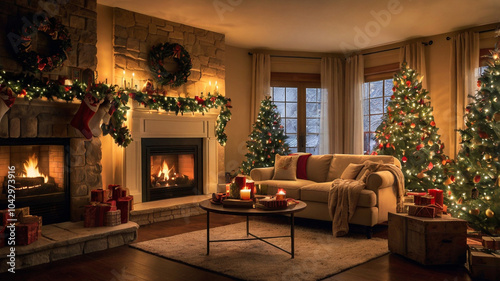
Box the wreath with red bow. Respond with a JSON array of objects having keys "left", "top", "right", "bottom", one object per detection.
[
  {"left": 13, "top": 16, "right": 72, "bottom": 73},
  {"left": 149, "top": 43, "right": 192, "bottom": 87}
]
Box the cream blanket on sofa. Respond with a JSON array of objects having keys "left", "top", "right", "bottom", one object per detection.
[{"left": 328, "top": 164, "right": 405, "bottom": 237}]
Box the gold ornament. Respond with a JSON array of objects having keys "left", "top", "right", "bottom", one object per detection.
[
  {"left": 427, "top": 140, "right": 433, "bottom": 146},
  {"left": 457, "top": 197, "right": 463, "bottom": 204},
  {"left": 469, "top": 208, "right": 480, "bottom": 216},
  {"left": 417, "top": 172, "right": 425, "bottom": 179},
  {"left": 494, "top": 112, "right": 500, "bottom": 122},
  {"left": 486, "top": 208, "right": 495, "bottom": 218}
]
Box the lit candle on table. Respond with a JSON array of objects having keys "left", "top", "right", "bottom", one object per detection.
[
  {"left": 240, "top": 188, "right": 251, "bottom": 200},
  {"left": 276, "top": 189, "right": 286, "bottom": 200},
  {"left": 226, "top": 183, "right": 231, "bottom": 195}
]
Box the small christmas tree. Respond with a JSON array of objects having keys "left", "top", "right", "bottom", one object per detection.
[
  {"left": 447, "top": 46, "right": 500, "bottom": 235},
  {"left": 373, "top": 62, "right": 451, "bottom": 192},
  {"left": 240, "top": 97, "right": 290, "bottom": 175}
]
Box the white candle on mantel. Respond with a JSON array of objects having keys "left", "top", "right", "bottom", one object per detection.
[
  {"left": 208, "top": 81, "right": 212, "bottom": 93},
  {"left": 122, "top": 70, "right": 126, "bottom": 88},
  {"left": 132, "top": 73, "right": 135, "bottom": 89}
]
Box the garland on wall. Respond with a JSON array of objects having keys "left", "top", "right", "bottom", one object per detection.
[{"left": 0, "top": 70, "right": 232, "bottom": 147}]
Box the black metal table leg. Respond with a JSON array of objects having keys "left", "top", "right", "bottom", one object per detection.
[
  {"left": 206, "top": 211, "right": 210, "bottom": 255},
  {"left": 246, "top": 215, "right": 249, "bottom": 236},
  {"left": 291, "top": 213, "right": 295, "bottom": 259}
]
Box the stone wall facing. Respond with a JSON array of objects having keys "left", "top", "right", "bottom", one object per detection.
[
  {"left": 113, "top": 7, "right": 225, "bottom": 95},
  {"left": 0, "top": 0, "right": 97, "bottom": 77}
]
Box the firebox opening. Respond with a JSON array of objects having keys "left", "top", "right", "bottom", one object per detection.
[
  {"left": 142, "top": 138, "right": 203, "bottom": 202},
  {"left": 0, "top": 138, "right": 70, "bottom": 224}
]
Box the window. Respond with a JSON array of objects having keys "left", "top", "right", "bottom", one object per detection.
[
  {"left": 362, "top": 79, "right": 393, "bottom": 154},
  {"left": 270, "top": 73, "right": 321, "bottom": 154}
]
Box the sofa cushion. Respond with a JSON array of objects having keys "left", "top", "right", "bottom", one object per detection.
[
  {"left": 258, "top": 179, "right": 315, "bottom": 199},
  {"left": 301, "top": 182, "right": 377, "bottom": 207},
  {"left": 327, "top": 154, "right": 397, "bottom": 181},
  {"left": 272, "top": 154, "right": 299, "bottom": 180},
  {"left": 290, "top": 153, "right": 312, "bottom": 180},
  {"left": 306, "top": 155, "right": 333, "bottom": 182},
  {"left": 340, "top": 163, "right": 364, "bottom": 179}
]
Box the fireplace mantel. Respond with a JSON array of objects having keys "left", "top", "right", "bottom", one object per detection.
[{"left": 123, "top": 103, "right": 221, "bottom": 203}]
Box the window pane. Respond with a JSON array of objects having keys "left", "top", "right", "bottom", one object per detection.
[
  {"left": 273, "top": 87, "right": 285, "bottom": 101},
  {"left": 286, "top": 134, "right": 297, "bottom": 147},
  {"left": 306, "top": 88, "right": 317, "bottom": 102},
  {"left": 363, "top": 83, "right": 369, "bottom": 99},
  {"left": 306, "top": 103, "right": 320, "bottom": 117},
  {"left": 363, "top": 98, "right": 370, "bottom": 115},
  {"left": 306, "top": 134, "right": 319, "bottom": 148},
  {"left": 363, "top": 115, "right": 369, "bottom": 132},
  {"left": 369, "top": 133, "right": 376, "bottom": 152},
  {"left": 286, "top": 88, "right": 298, "bottom": 102},
  {"left": 384, "top": 79, "right": 393, "bottom": 97},
  {"left": 370, "top": 98, "right": 383, "bottom": 114},
  {"left": 286, "top": 119, "right": 297, "bottom": 133},
  {"left": 286, "top": 103, "right": 298, "bottom": 118},
  {"left": 289, "top": 147, "right": 298, "bottom": 153},
  {"left": 370, "top": 114, "right": 383, "bottom": 131},
  {"left": 305, "top": 147, "right": 317, "bottom": 154},
  {"left": 364, "top": 133, "right": 371, "bottom": 154},
  {"left": 306, "top": 118, "right": 320, "bottom": 133},
  {"left": 275, "top": 102, "right": 285, "bottom": 118},
  {"left": 370, "top": 81, "right": 383, "bottom": 98}
]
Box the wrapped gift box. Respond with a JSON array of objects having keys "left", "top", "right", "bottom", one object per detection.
[
  {"left": 408, "top": 205, "right": 437, "bottom": 218},
  {"left": 482, "top": 236, "right": 500, "bottom": 251},
  {"left": 84, "top": 204, "right": 98, "bottom": 228},
  {"left": 96, "top": 203, "right": 112, "bottom": 227},
  {"left": 117, "top": 196, "right": 133, "bottom": 223},
  {"left": 106, "top": 210, "right": 121, "bottom": 227},
  {"left": 467, "top": 245, "right": 500, "bottom": 281},
  {"left": 20, "top": 215, "right": 42, "bottom": 238},
  {"left": 16, "top": 222, "right": 39, "bottom": 245},
  {"left": 419, "top": 195, "right": 435, "bottom": 206},
  {"left": 91, "top": 189, "right": 107, "bottom": 203}
]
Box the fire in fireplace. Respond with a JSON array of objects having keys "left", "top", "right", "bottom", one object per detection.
[
  {"left": 142, "top": 138, "right": 203, "bottom": 202},
  {"left": 0, "top": 138, "right": 70, "bottom": 224}
]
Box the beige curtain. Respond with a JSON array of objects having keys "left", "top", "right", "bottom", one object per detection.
[
  {"left": 399, "top": 42, "right": 427, "bottom": 89},
  {"left": 320, "top": 57, "right": 344, "bottom": 154},
  {"left": 451, "top": 31, "right": 479, "bottom": 156},
  {"left": 250, "top": 53, "right": 271, "bottom": 128},
  {"left": 344, "top": 54, "right": 364, "bottom": 154}
]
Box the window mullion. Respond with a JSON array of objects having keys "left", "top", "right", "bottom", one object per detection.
[{"left": 298, "top": 83, "right": 306, "bottom": 152}]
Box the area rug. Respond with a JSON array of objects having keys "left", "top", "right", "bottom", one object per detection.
[{"left": 131, "top": 221, "right": 389, "bottom": 281}]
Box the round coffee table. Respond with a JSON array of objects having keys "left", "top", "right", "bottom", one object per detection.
[{"left": 199, "top": 199, "right": 307, "bottom": 258}]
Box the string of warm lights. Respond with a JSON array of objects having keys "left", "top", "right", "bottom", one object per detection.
[{"left": 0, "top": 70, "right": 232, "bottom": 147}]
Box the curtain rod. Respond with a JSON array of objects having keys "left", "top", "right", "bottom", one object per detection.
[
  {"left": 479, "top": 28, "right": 497, "bottom": 34},
  {"left": 247, "top": 52, "right": 322, "bottom": 60}
]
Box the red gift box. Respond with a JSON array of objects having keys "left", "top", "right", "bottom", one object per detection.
[
  {"left": 21, "top": 215, "right": 42, "bottom": 238},
  {"left": 428, "top": 189, "right": 444, "bottom": 207},
  {"left": 234, "top": 176, "right": 246, "bottom": 189},
  {"left": 108, "top": 184, "right": 121, "bottom": 201},
  {"left": 420, "top": 195, "right": 435, "bottom": 206},
  {"left": 117, "top": 196, "right": 133, "bottom": 223},
  {"left": 408, "top": 205, "right": 437, "bottom": 218},
  {"left": 16, "top": 222, "right": 39, "bottom": 245},
  {"left": 84, "top": 204, "right": 98, "bottom": 227},
  {"left": 106, "top": 200, "right": 117, "bottom": 211},
  {"left": 96, "top": 203, "right": 111, "bottom": 227},
  {"left": 91, "top": 189, "right": 106, "bottom": 203}
]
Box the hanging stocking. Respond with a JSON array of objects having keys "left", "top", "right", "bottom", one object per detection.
[
  {"left": 88, "top": 99, "right": 111, "bottom": 137},
  {"left": 70, "top": 93, "right": 101, "bottom": 139},
  {"left": 0, "top": 85, "right": 16, "bottom": 122}
]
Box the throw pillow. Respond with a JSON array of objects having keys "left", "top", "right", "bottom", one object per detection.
[
  {"left": 290, "top": 153, "right": 312, "bottom": 180},
  {"left": 356, "top": 160, "right": 383, "bottom": 182},
  {"left": 340, "top": 163, "right": 364, "bottom": 179},
  {"left": 272, "top": 154, "right": 300, "bottom": 180}
]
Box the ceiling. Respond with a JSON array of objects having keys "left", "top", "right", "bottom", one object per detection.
[{"left": 97, "top": 0, "right": 500, "bottom": 53}]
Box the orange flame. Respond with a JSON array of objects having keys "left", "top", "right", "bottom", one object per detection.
[
  {"left": 158, "top": 160, "right": 175, "bottom": 180},
  {"left": 21, "top": 154, "right": 48, "bottom": 183}
]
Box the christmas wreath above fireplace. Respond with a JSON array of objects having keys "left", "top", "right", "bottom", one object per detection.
[
  {"left": 10, "top": 16, "right": 72, "bottom": 73},
  {"left": 149, "top": 43, "right": 192, "bottom": 87}
]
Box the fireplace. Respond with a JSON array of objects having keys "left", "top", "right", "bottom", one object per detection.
[
  {"left": 0, "top": 138, "right": 70, "bottom": 224},
  {"left": 141, "top": 138, "right": 203, "bottom": 202}
]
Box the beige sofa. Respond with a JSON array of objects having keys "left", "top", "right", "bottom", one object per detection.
[{"left": 250, "top": 154, "right": 402, "bottom": 238}]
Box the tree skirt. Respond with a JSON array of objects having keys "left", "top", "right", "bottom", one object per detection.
[{"left": 131, "top": 220, "right": 389, "bottom": 281}]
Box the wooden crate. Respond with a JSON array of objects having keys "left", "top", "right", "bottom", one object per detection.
[
  {"left": 467, "top": 245, "right": 500, "bottom": 281},
  {"left": 388, "top": 212, "right": 467, "bottom": 265}
]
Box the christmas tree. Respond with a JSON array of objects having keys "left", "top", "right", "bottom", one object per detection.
[
  {"left": 447, "top": 46, "right": 500, "bottom": 235},
  {"left": 373, "top": 62, "right": 451, "bottom": 192},
  {"left": 240, "top": 97, "right": 290, "bottom": 175}
]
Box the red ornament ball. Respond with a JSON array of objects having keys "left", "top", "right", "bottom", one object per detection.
[
  {"left": 473, "top": 175, "right": 481, "bottom": 183},
  {"left": 402, "top": 156, "right": 407, "bottom": 163},
  {"left": 406, "top": 81, "right": 411, "bottom": 87},
  {"left": 430, "top": 121, "right": 436, "bottom": 126}
]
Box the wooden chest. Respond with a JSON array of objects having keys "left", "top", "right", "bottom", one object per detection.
[{"left": 388, "top": 212, "right": 467, "bottom": 265}]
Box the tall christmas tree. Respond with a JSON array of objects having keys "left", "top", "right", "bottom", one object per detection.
[
  {"left": 240, "top": 97, "right": 290, "bottom": 175},
  {"left": 373, "top": 62, "right": 451, "bottom": 191},
  {"left": 447, "top": 46, "right": 500, "bottom": 235}
]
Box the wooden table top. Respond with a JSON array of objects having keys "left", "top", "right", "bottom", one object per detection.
[{"left": 199, "top": 199, "right": 307, "bottom": 216}]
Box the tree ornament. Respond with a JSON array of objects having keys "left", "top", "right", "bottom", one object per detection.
[
  {"left": 479, "top": 131, "right": 489, "bottom": 139},
  {"left": 469, "top": 208, "right": 480, "bottom": 215},
  {"left": 485, "top": 208, "right": 495, "bottom": 218},
  {"left": 471, "top": 187, "right": 479, "bottom": 199},
  {"left": 473, "top": 175, "right": 481, "bottom": 183},
  {"left": 477, "top": 80, "right": 482, "bottom": 88},
  {"left": 410, "top": 123, "right": 416, "bottom": 128},
  {"left": 430, "top": 121, "right": 436, "bottom": 126},
  {"left": 402, "top": 156, "right": 407, "bottom": 163}
]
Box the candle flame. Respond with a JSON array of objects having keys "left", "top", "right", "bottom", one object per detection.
[
  {"left": 21, "top": 154, "right": 48, "bottom": 183},
  {"left": 277, "top": 188, "right": 286, "bottom": 195}
]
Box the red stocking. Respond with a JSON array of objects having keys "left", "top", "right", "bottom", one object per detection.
[
  {"left": 70, "top": 93, "right": 101, "bottom": 139},
  {"left": 0, "top": 86, "right": 15, "bottom": 122}
]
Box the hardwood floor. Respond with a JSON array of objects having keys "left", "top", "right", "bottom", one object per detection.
[{"left": 0, "top": 213, "right": 472, "bottom": 281}]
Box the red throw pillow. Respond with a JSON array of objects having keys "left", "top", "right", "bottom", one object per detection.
[{"left": 290, "top": 153, "right": 311, "bottom": 180}]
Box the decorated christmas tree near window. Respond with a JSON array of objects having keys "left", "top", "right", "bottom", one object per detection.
[
  {"left": 240, "top": 97, "right": 290, "bottom": 175},
  {"left": 373, "top": 62, "right": 451, "bottom": 191},
  {"left": 447, "top": 46, "right": 500, "bottom": 235}
]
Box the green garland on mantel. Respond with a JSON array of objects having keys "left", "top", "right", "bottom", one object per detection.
[{"left": 0, "top": 70, "right": 232, "bottom": 147}]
